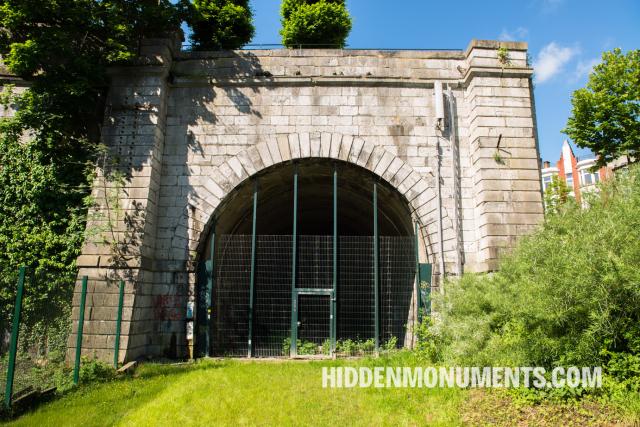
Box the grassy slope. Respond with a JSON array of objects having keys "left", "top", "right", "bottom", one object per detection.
[
  {"left": 5, "top": 355, "right": 634, "bottom": 426},
  {"left": 7, "top": 357, "right": 463, "bottom": 427}
]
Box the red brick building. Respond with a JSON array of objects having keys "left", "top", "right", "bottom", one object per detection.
[{"left": 541, "top": 140, "right": 609, "bottom": 205}]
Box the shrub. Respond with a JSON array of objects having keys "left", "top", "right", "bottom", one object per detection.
[
  {"left": 432, "top": 165, "right": 640, "bottom": 384},
  {"left": 188, "top": 0, "right": 254, "bottom": 50},
  {"left": 78, "top": 358, "right": 116, "bottom": 384},
  {"left": 280, "top": 0, "right": 352, "bottom": 48}
]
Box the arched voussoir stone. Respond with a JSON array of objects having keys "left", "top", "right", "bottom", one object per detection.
[{"left": 193, "top": 133, "right": 452, "bottom": 265}]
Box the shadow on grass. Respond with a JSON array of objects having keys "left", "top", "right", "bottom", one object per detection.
[
  {"left": 6, "top": 360, "right": 227, "bottom": 426},
  {"left": 133, "top": 359, "right": 227, "bottom": 379}
]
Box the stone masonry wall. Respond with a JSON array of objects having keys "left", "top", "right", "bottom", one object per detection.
[{"left": 69, "top": 38, "right": 544, "bottom": 362}]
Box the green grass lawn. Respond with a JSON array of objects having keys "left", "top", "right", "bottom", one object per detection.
[
  {"left": 6, "top": 356, "right": 463, "bottom": 427},
  {"left": 4, "top": 354, "right": 635, "bottom": 426}
]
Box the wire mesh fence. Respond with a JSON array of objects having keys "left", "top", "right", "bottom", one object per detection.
[
  {"left": 254, "top": 235, "right": 292, "bottom": 357},
  {"left": 0, "top": 270, "right": 126, "bottom": 410},
  {"left": 211, "top": 234, "right": 252, "bottom": 357},
  {"left": 208, "top": 234, "right": 416, "bottom": 358},
  {"left": 0, "top": 267, "right": 74, "bottom": 409}
]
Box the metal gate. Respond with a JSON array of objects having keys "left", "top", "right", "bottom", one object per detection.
[
  {"left": 198, "top": 234, "right": 420, "bottom": 358},
  {"left": 193, "top": 166, "right": 431, "bottom": 358}
]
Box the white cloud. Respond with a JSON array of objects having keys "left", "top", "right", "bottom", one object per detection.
[
  {"left": 540, "top": 0, "right": 564, "bottom": 12},
  {"left": 573, "top": 58, "right": 600, "bottom": 81},
  {"left": 533, "top": 42, "right": 580, "bottom": 83},
  {"left": 498, "top": 27, "right": 529, "bottom": 41}
]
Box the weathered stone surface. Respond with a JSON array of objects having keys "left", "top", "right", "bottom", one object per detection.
[{"left": 50, "top": 38, "right": 545, "bottom": 363}]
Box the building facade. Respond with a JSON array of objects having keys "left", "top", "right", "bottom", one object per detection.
[
  {"left": 541, "top": 140, "right": 608, "bottom": 204},
  {"left": 2, "top": 37, "right": 546, "bottom": 362}
]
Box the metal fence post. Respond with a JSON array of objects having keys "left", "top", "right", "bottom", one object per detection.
[
  {"left": 289, "top": 167, "right": 298, "bottom": 357},
  {"left": 114, "top": 280, "right": 125, "bottom": 368},
  {"left": 247, "top": 180, "right": 258, "bottom": 358},
  {"left": 414, "top": 222, "right": 422, "bottom": 324},
  {"left": 4, "top": 266, "right": 26, "bottom": 408},
  {"left": 373, "top": 180, "right": 380, "bottom": 351},
  {"left": 331, "top": 166, "right": 338, "bottom": 354},
  {"left": 207, "top": 223, "right": 216, "bottom": 356},
  {"left": 73, "top": 276, "right": 88, "bottom": 385}
]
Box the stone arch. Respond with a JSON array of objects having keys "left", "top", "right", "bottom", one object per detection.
[{"left": 187, "top": 132, "right": 454, "bottom": 267}]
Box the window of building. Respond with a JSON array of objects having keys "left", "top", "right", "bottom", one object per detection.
[
  {"left": 580, "top": 170, "right": 601, "bottom": 186},
  {"left": 566, "top": 172, "right": 573, "bottom": 187},
  {"left": 542, "top": 175, "right": 552, "bottom": 190}
]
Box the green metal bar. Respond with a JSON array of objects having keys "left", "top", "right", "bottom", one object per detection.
[
  {"left": 331, "top": 166, "right": 338, "bottom": 354},
  {"left": 4, "top": 266, "right": 26, "bottom": 408},
  {"left": 207, "top": 222, "right": 215, "bottom": 356},
  {"left": 73, "top": 276, "right": 88, "bottom": 385},
  {"left": 114, "top": 280, "right": 125, "bottom": 368},
  {"left": 290, "top": 168, "right": 298, "bottom": 357},
  {"left": 414, "top": 222, "right": 422, "bottom": 324},
  {"left": 420, "top": 263, "right": 433, "bottom": 317},
  {"left": 296, "top": 288, "right": 334, "bottom": 295},
  {"left": 373, "top": 180, "right": 380, "bottom": 351},
  {"left": 247, "top": 181, "right": 258, "bottom": 358}
]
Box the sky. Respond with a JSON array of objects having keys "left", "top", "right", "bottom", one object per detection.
[{"left": 237, "top": 0, "right": 640, "bottom": 163}]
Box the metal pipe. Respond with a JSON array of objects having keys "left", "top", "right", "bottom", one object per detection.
[
  {"left": 247, "top": 180, "right": 258, "bottom": 357},
  {"left": 447, "top": 86, "right": 464, "bottom": 277},
  {"left": 435, "top": 135, "right": 446, "bottom": 293},
  {"left": 289, "top": 168, "right": 299, "bottom": 356}
]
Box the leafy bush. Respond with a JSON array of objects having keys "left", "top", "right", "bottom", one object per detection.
[
  {"left": 188, "top": 0, "right": 254, "bottom": 50},
  {"left": 280, "top": 0, "right": 352, "bottom": 48},
  {"left": 78, "top": 358, "right": 116, "bottom": 384},
  {"left": 430, "top": 166, "right": 640, "bottom": 386},
  {"left": 0, "top": 124, "right": 84, "bottom": 336}
]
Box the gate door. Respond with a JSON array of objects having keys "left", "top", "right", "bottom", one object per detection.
[{"left": 292, "top": 290, "right": 334, "bottom": 356}]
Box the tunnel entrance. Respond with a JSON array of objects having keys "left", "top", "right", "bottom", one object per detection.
[{"left": 195, "top": 159, "right": 418, "bottom": 357}]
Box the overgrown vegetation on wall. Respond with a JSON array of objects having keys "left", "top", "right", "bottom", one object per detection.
[
  {"left": 0, "top": 0, "right": 259, "bottom": 358},
  {"left": 280, "top": 0, "right": 352, "bottom": 48},
  {"left": 0, "top": 0, "right": 186, "bottom": 341},
  {"left": 421, "top": 165, "right": 640, "bottom": 402}
]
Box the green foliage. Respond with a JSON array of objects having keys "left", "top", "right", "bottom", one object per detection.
[
  {"left": 382, "top": 336, "right": 398, "bottom": 352},
  {"left": 415, "top": 317, "right": 444, "bottom": 362},
  {"left": 0, "top": 123, "right": 87, "bottom": 332},
  {"left": 543, "top": 174, "right": 574, "bottom": 214},
  {"left": 0, "top": 0, "right": 183, "bottom": 336},
  {"left": 431, "top": 165, "right": 640, "bottom": 386},
  {"left": 280, "top": 0, "right": 352, "bottom": 48},
  {"left": 77, "top": 357, "right": 116, "bottom": 385},
  {"left": 321, "top": 338, "right": 331, "bottom": 355},
  {"left": 298, "top": 340, "right": 318, "bottom": 355},
  {"left": 497, "top": 46, "right": 511, "bottom": 66},
  {"left": 564, "top": 48, "right": 640, "bottom": 168},
  {"left": 335, "top": 338, "right": 376, "bottom": 356},
  {"left": 282, "top": 337, "right": 382, "bottom": 356},
  {"left": 188, "top": 0, "right": 254, "bottom": 50}
]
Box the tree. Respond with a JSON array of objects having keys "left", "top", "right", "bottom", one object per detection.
[
  {"left": 564, "top": 48, "right": 640, "bottom": 168},
  {"left": 189, "top": 0, "right": 254, "bottom": 50},
  {"left": 543, "top": 175, "right": 573, "bottom": 214},
  {"left": 0, "top": 0, "right": 183, "bottom": 333},
  {"left": 280, "top": 0, "right": 352, "bottom": 48}
]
